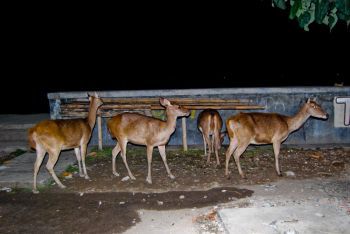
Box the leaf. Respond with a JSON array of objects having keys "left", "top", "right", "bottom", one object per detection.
[
  {"left": 273, "top": 0, "right": 287, "bottom": 9},
  {"left": 335, "top": 0, "right": 350, "bottom": 15},
  {"left": 301, "top": 0, "right": 312, "bottom": 10},
  {"left": 337, "top": 10, "right": 350, "bottom": 21},
  {"left": 335, "top": 0, "right": 350, "bottom": 25},
  {"left": 290, "top": 0, "right": 302, "bottom": 19},
  {"left": 328, "top": 13, "right": 339, "bottom": 31},
  {"left": 315, "top": 0, "right": 330, "bottom": 24},
  {"left": 298, "top": 11, "right": 312, "bottom": 30}
]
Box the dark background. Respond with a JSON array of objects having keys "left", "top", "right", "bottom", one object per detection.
[{"left": 2, "top": 2, "right": 349, "bottom": 114}]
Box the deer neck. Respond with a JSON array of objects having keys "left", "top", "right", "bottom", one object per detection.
[
  {"left": 164, "top": 110, "right": 178, "bottom": 133},
  {"left": 87, "top": 100, "right": 100, "bottom": 130},
  {"left": 287, "top": 105, "right": 310, "bottom": 133}
]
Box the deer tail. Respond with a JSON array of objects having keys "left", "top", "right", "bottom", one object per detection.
[{"left": 28, "top": 128, "right": 37, "bottom": 150}]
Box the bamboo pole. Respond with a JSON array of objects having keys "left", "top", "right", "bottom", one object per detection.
[
  {"left": 182, "top": 117, "right": 188, "bottom": 152},
  {"left": 97, "top": 116, "right": 103, "bottom": 150},
  {"left": 69, "top": 98, "right": 251, "bottom": 104}
]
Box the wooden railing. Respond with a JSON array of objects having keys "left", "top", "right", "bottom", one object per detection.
[{"left": 58, "top": 97, "right": 265, "bottom": 150}]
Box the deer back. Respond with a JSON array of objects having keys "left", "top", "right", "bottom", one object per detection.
[
  {"left": 198, "top": 110, "right": 223, "bottom": 135},
  {"left": 227, "top": 112, "right": 289, "bottom": 144},
  {"left": 29, "top": 119, "right": 91, "bottom": 149},
  {"left": 108, "top": 113, "right": 170, "bottom": 145}
]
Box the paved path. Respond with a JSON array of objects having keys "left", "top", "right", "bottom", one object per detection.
[
  {"left": 217, "top": 174, "right": 350, "bottom": 234},
  {"left": 0, "top": 113, "right": 77, "bottom": 189},
  {"left": 0, "top": 150, "right": 76, "bottom": 189}
]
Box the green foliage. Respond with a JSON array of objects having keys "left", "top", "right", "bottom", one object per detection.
[
  {"left": 273, "top": 0, "right": 350, "bottom": 31},
  {"left": 151, "top": 110, "right": 166, "bottom": 120},
  {"left": 0, "top": 149, "right": 26, "bottom": 165},
  {"left": 273, "top": 0, "right": 287, "bottom": 9},
  {"left": 65, "top": 165, "right": 79, "bottom": 173},
  {"left": 86, "top": 147, "right": 112, "bottom": 163},
  {"left": 11, "top": 149, "right": 26, "bottom": 156}
]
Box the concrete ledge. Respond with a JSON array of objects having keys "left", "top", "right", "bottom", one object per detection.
[
  {"left": 48, "top": 87, "right": 350, "bottom": 99},
  {"left": 218, "top": 205, "right": 350, "bottom": 234}
]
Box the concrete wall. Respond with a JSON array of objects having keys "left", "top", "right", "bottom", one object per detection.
[{"left": 48, "top": 87, "right": 350, "bottom": 146}]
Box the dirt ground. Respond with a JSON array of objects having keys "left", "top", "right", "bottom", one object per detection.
[{"left": 0, "top": 145, "right": 349, "bottom": 233}]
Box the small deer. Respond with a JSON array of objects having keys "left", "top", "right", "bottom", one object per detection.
[
  {"left": 225, "top": 98, "right": 328, "bottom": 178},
  {"left": 197, "top": 109, "right": 225, "bottom": 165},
  {"left": 28, "top": 92, "right": 103, "bottom": 193},
  {"left": 107, "top": 97, "right": 190, "bottom": 184}
]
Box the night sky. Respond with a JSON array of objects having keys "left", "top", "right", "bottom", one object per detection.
[{"left": 2, "top": 2, "right": 349, "bottom": 114}]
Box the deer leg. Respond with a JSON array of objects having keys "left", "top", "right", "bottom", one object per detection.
[
  {"left": 204, "top": 133, "right": 211, "bottom": 163},
  {"left": 158, "top": 145, "right": 175, "bottom": 179},
  {"left": 120, "top": 141, "right": 136, "bottom": 180},
  {"left": 214, "top": 132, "right": 221, "bottom": 166},
  {"left": 225, "top": 137, "right": 238, "bottom": 177},
  {"left": 202, "top": 133, "right": 207, "bottom": 156},
  {"left": 273, "top": 142, "right": 282, "bottom": 176},
  {"left": 80, "top": 144, "right": 90, "bottom": 180},
  {"left": 46, "top": 149, "right": 66, "bottom": 189},
  {"left": 234, "top": 142, "right": 249, "bottom": 179},
  {"left": 33, "top": 145, "right": 46, "bottom": 194},
  {"left": 146, "top": 145, "right": 154, "bottom": 184},
  {"left": 112, "top": 143, "right": 121, "bottom": 177},
  {"left": 74, "top": 147, "right": 84, "bottom": 177}
]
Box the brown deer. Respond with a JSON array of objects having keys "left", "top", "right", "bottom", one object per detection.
[
  {"left": 28, "top": 93, "right": 103, "bottom": 193},
  {"left": 225, "top": 98, "right": 328, "bottom": 178},
  {"left": 197, "top": 109, "right": 225, "bottom": 165},
  {"left": 107, "top": 98, "right": 190, "bottom": 184}
]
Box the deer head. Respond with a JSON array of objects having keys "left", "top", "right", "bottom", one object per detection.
[
  {"left": 305, "top": 98, "right": 328, "bottom": 119},
  {"left": 88, "top": 92, "right": 103, "bottom": 107},
  {"left": 160, "top": 98, "right": 190, "bottom": 117}
]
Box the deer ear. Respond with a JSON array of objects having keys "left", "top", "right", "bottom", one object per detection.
[
  {"left": 307, "top": 98, "right": 311, "bottom": 103},
  {"left": 87, "top": 93, "right": 92, "bottom": 101},
  {"left": 160, "top": 97, "right": 171, "bottom": 107},
  {"left": 94, "top": 92, "right": 99, "bottom": 98}
]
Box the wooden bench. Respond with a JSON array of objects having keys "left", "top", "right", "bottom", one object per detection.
[{"left": 59, "top": 97, "right": 265, "bottom": 150}]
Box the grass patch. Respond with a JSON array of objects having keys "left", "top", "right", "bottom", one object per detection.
[
  {"left": 182, "top": 148, "right": 203, "bottom": 157},
  {"left": 65, "top": 165, "right": 79, "bottom": 173},
  {"left": 12, "top": 149, "right": 26, "bottom": 156},
  {"left": 8, "top": 187, "right": 33, "bottom": 194},
  {"left": 0, "top": 149, "right": 26, "bottom": 165},
  {"left": 86, "top": 147, "right": 113, "bottom": 163}
]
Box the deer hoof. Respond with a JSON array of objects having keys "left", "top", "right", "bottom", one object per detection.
[
  {"left": 113, "top": 172, "right": 120, "bottom": 177},
  {"left": 32, "top": 189, "right": 39, "bottom": 194},
  {"left": 146, "top": 177, "right": 152, "bottom": 184},
  {"left": 130, "top": 175, "right": 136, "bottom": 180},
  {"left": 169, "top": 174, "right": 175, "bottom": 179},
  {"left": 79, "top": 173, "right": 85, "bottom": 178},
  {"left": 59, "top": 184, "right": 67, "bottom": 189},
  {"left": 84, "top": 175, "right": 90, "bottom": 180}
]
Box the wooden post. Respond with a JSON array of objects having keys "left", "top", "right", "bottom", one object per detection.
[
  {"left": 182, "top": 117, "right": 188, "bottom": 152},
  {"left": 97, "top": 116, "right": 103, "bottom": 151}
]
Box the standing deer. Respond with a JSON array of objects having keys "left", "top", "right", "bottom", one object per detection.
[
  {"left": 225, "top": 98, "right": 328, "bottom": 178},
  {"left": 28, "top": 93, "right": 103, "bottom": 193},
  {"left": 197, "top": 109, "right": 225, "bottom": 165},
  {"left": 107, "top": 97, "right": 190, "bottom": 184}
]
